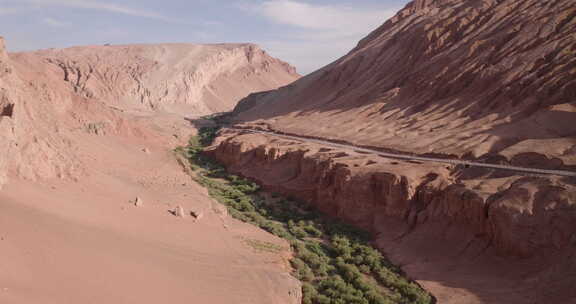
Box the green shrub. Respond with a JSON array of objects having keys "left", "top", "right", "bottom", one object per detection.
[
  {"left": 303, "top": 223, "right": 323, "bottom": 238},
  {"left": 302, "top": 282, "right": 318, "bottom": 304},
  {"left": 291, "top": 258, "right": 315, "bottom": 282},
  {"left": 304, "top": 241, "right": 330, "bottom": 258},
  {"left": 177, "top": 127, "right": 433, "bottom": 304}
]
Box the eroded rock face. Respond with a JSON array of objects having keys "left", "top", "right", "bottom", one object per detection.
[
  {"left": 487, "top": 178, "right": 576, "bottom": 256},
  {"left": 0, "top": 38, "right": 12, "bottom": 77},
  {"left": 13, "top": 43, "right": 299, "bottom": 115},
  {"left": 0, "top": 39, "right": 299, "bottom": 189},
  {"left": 1, "top": 38, "right": 77, "bottom": 189},
  {"left": 233, "top": 0, "right": 576, "bottom": 167},
  {"left": 0, "top": 37, "right": 14, "bottom": 188},
  {"left": 0, "top": 38, "right": 96, "bottom": 188},
  {"left": 209, "top": 130, "right": 576, "bottom": 303},
  {"left": 212, "top": 132, "right": 576, "bottom": 258}
]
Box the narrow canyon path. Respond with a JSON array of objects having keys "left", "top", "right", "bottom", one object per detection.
[{"left": 232, "top": 128, "right": 576, "bottom": 178}]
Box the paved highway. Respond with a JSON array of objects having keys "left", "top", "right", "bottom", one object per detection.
[{"left": 232, "top": 128, "right": 576, "bottom": 178}]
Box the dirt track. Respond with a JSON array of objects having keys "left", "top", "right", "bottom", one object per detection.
[{"left": 234, "top": 128, "right": 576, "bottom": 178}]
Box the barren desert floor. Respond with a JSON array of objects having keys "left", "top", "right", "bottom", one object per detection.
[{"left": 0, "top": 113, "right": 299, "bottom": 304}]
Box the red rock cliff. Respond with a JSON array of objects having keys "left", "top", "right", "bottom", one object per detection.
[
  {"left": 210, "top": 130, "right": 576, "bottom": 303},
  {"left": 213, "top": 0, "right": 576, "bottom": 302}
]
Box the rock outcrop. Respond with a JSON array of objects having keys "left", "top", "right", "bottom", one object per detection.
[
  {"left": 0, "top": 37, "right": 82, "bottom": 189},
  {"left": 212, "top": 132, "right": 576, "bottom": 259},
  {"left": 0, "top": 37, "right": 12, "bottom": 77},
  {"left": 0, "top": 37, "right": 15, "bottom": 188}
]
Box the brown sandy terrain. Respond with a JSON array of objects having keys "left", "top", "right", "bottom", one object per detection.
[
  {"left": 204, "top": 0, "right": 576, "bottom": 303},
  {"left": 0, "top": 38, "right": 301, "bottom": 303},
  {"left": 0, "top": 138, "right": 299, "bottom": 304}
]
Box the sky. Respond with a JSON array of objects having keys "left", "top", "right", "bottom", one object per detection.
[{"left": 0, "top": 0, "right": 409, "bottom": 74}]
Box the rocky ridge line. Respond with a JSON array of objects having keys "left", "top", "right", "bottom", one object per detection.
[{"left": 21, "top": 43, "right": 299, "bottom": 115}]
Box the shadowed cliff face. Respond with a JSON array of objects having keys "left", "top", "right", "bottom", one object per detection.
[
  {"left": 211, "top": 131, "right": 576, "bottom": 260},
  {"left": 233, "top": 0, "right": 576, "bottom": 166}
]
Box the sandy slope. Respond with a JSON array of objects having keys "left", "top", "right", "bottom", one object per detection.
[
  {"left": 0, "top": 114, "right": 300, "bottom": 304},
  {"left": 0, "top": 38, "right": 302, "bottom": 303}
]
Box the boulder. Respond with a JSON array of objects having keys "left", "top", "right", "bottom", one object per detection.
[
  {"left": 134, "top": 197, "right": 143, "bottom": 207},
  {"left": 173, "top": 206, "right": 185, "bottom": 217}
]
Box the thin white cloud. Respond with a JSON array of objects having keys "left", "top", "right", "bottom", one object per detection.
[
  {"left": 250, "top": 0, "right": 397, "bottom": 35},
  {"left": 42, "top": 17, "right": 68, "bottom": 27},
  {"left": 243, "top": 0, "right": 401, "bottom": 74},
  {"left": 261, "top": 39, "right": 353, "bottom": 75},
  {"left": 23, "top": 0, "right": 167, "bottom": 20}
]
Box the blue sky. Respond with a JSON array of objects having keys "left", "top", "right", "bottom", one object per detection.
[{"left": 0, "top": 0, "right": 408, "bottom": 74}]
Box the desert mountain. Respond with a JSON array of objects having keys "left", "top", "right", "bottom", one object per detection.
[
  {"left": 235, "top": 0, "right": 576, "bottom": 168},
  {"left": 0, "top": 39, "right": 301, "bottom": 303},
  {"left": 209, "top": 0, "right": 576, "bottom": 303},
  {"left": 1, "top": 0, "right": 575, "bottom": 302},
  {"left": 0, "top": 40, "right": 298, "bottom": 189},
  {"left": 14, "top": 43, "right": 299, "bottom": 115}
]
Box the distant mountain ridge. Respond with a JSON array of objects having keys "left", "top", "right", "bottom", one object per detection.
[
  {"left": 12, "top": 43, "right": 299, "bottom": 115},
  {"left": 0, "top": 39, "right": 299, "bottom": 188}
]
